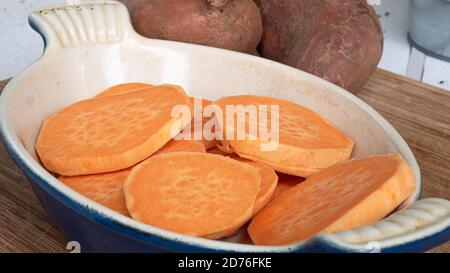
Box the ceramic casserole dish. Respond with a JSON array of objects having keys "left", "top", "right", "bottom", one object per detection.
[{"left": 0, "top": 1, "right": 449, "bottom": 252}]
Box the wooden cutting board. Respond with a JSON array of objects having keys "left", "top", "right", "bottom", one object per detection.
[{"left": 0, "top": 69, "right": 449, "bottom": 253}]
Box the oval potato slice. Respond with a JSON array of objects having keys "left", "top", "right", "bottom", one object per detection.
[
  {"left": 248, "top": 154, "right": 416, "bottom": 245},
  {"left": 36, "top": 85, "right": 191, "bottom": 175},
  {"left": 214, "top": 95, "right": 354, "bottom": 177},
  {"left": 60, "top": 169, "right": 131, "bottom": 216},
  {"left": 124, "top": 152, "right": 261, "bottom": 238}
]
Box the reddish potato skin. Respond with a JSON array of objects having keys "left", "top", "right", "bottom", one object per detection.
[
  {"left": 255, "top": 0, "right": 383, "bottom": 93},
  {"left": 121, "top": 0, "right": 263, "bottom": 54}
]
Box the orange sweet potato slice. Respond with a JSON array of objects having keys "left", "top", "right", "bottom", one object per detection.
[
  {"left": 248, "top": 154, "right": 416, "bottom": 246},
  {"left": 124, "top": 152, "right": 261, "bottom": 238},
  {"left": 96, "top": 84, "right": 208, "bottom": 154},
  {"left": 240, "top": 160, "right": 278, "bottom": 214},
  {"left": 98, "top": 94, "right": 217, "bottom": 150},
  {"left": 272, "top": 173, "right": 305, "bottom": 199},
  {"left": 59, "top": 169, "right": 131, "bottom": 216},
  {"left": 96, "top": 82, "right": 154, "bottom": 97},
  {"left": 207, "top": 159, "right": 278, "bottom": 239},
  {"left": 153, "top": 139, "right": 206, "bottom": 155},
  {"left": 214, "top": 95, "right": 354, "bottom": 177},
  {"left": 187, "top": 97, "right": 219, "bottom": 150},
  {"left": 59, "top": 139, "right": 205, "bottom": 216},
  {"left": 231, "top": 152, "right": 322, "bottom": 177},
  {"left": 190, "top": 96, "right": 211, "bottom": 116},
  {"left": 207, "top": 146, "right": 238, "bottom": 158},
  {"left": 36, "top": 85, "right": 192, "bottom": 176}
]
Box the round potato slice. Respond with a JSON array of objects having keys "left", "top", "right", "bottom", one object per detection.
[
  {"left": 240, "top": 160, "right": 278, "bottom": 214},
  {"left": 59, "top": 138, "right": 206, "bottom": 217},
  {"left": 36, "top": 85, "right": 191, "bottom": 176},
  {"left": 124, "top": 152, "right": 261, "bottom": 238},
  {"left": 60, "top": 168, "right": 131, "bottom": 216},
  {"left": 206, "top": 159, "right": 278, "bottom": 239},
  {"left": 187, "top": 97, "right": 220, "bottom": 149},
  {"left": 214, "top": 95, "right": 354, "bottom": 177},
  {"left": 248, "top": 154, "right": 416, "bottom": 246}
]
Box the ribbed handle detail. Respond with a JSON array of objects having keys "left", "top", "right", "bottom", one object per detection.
[
  {"left": 326, "top": 198, "right": 450, "bottom": 246},
  {"left": 29, "top": 1, "right": 132, "bottom": 49}
]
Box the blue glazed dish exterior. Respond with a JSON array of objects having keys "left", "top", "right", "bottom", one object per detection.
[{"left": 5, "top": 138, "right": 449, "bottom": 253}]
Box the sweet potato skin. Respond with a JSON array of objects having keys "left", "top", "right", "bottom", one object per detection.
[
  {"left": 255, "top": 0, "right": 383, "bottom": 93},
  {"left": 121, "top": 0, "right": 263, "bottom": 54}
]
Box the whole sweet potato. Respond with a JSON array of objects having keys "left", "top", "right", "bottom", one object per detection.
[
  {"left": 121, "top": 0, "right": 263, "bottom": 54},
  {"left": 255, "top": 0, "right": 383, "bottom": 93}
]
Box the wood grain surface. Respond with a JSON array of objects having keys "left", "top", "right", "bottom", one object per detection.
[{"left": 0, "top": 69, "right": 449, "bottom": 253}]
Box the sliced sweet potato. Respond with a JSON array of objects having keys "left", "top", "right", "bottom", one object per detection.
[
  {"left": 36, "top": 85, "right": 192, "bottom": 176},
  {"left": 96, "top": 82, "right": 154, "bottom": 97},
  {"left": 59, "top": 169, "right": 131, "bottom": 216},
  {"left": 214, "top": 95, "right": 354, "bottom": 177},
  {"left": 208, "top": 159, "right": 278, "bottom": 239},
  {"left": 241, "top": 160, "right": 278, "bottom": 214},
  {"left": 187, "top": 97, "right": 219, "bottom": 150},
  {"left": 272, "top": 173, "right": 305, "bottom": 199},
  {"left": 98, "top": 87, "right": 212, "bottom": 154},
  {"left": 96, "top": 85, "right": 208, "bottom": 150},
  {"left": 232, "top": 152, "right": 322, "bottom": 177},
  {"left": 190, "top": 96, "right": 211, "bottom": 116},
  {"left": 124, "top": 152, "right": 261, "bottom": 238},
  {"left": 154, "top": 139, "right": 206, "bottom": 155},
  {"left": 97, "top": 95, "right": 217, "bottom": 150},
  {"left": 59, "top": 139, "right": 204, "bottom": 216},
  {"left": 248, "top": 154, "right": 416, "bottom": 245},
  {"left": 207, "top": 147, "right": 238, "bottom": 158}
]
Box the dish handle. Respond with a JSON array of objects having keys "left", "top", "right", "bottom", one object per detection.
[
  {"left": 317, "top": 198, "right": 450, "bottom": 252},
  {"left": 28, "top": 0, "right": 134, "bottom": 52}
]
